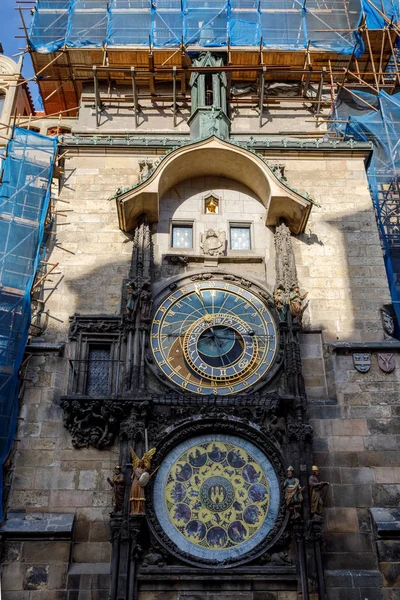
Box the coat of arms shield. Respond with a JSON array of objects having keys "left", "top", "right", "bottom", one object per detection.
[
  {"left": 381, "top": 308, "right": 395, "bottom": 337},
  {"left": 353, "top": 353, "right": 371, "bottom": 373},
  {"left": 378, "top": 353, "right": 395, "bottom": 373}
]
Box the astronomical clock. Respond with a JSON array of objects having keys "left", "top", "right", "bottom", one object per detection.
[
  {"left": 145, "top": 276, "right": 287, "bottom": 567},
  {"left": 150, "top": 280, "right": 279, "bottom": 395}
]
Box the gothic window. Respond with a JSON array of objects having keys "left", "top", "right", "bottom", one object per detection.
[
  {"left": 171, "top": 223, "right": 193, "bottom": 249},
  {"left": 230, "top": 224, "right": 251, "bottom": 250},
  {"left": 85, "top": 344, "right": 111, "bottom": 396},
  {"left": 67, "top": 316, "right": 123, "bottom": 396}
]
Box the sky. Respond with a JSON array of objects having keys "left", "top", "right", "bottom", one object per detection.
[{"left": 0, "top": 0, "right": 39, "bottom": 109}]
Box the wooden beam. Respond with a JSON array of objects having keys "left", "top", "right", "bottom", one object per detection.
[{"left": 131, "top": 67, "right": 138, "bottom": 129}]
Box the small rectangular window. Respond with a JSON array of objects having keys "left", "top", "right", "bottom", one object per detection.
[
  {"left": 230, "top": 225, "right": 251, "bottom": 250},
  {"left": 172, "top": 224, "right": 193, "bottom": 249},
  {"left": 86, "top": 344, "right": 111, "bottom": 396}
]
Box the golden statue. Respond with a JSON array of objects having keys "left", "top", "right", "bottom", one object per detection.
[
  {"left": 129, "top": 447, "right": 156, "bottom": 515},
  {"left": 205, "top": 196, "right": 218, "bottom": 214}
]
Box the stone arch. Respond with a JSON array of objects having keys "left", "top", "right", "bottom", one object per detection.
[
  {"left": 116, "top": 136, "right": 315, "bottom": 234},
  {"left": 0, "top": 56, "right": 21, "bottom": 76}
]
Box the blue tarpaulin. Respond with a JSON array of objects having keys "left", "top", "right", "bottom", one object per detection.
[
  {"left": 27, "top": 0, "right": 393, "bottom": 56},
  {"left": 0, "top": 128, "right": 56, "bottom": 521},
  {"left": 331, "top": 88, "right": 400, "bottom": 332}
]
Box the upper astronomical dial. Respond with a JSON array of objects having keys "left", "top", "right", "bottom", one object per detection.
[{"left": 150, "top": 280, "right": 278, "bottom": 395}]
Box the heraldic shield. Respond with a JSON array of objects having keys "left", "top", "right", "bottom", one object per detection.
[
  {"left": 353, "top": 353, "right": 371, "bottom": 373},
  {"left": 378, "top": 353, "right": 395, "bottom": 373}
]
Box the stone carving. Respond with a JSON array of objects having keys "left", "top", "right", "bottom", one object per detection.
[
  {"left": 273, "top": 222, "right": 308, "bottom": 324},
  {"left": 282, "top": 466, "right": 304, "bottom": 519},
  {"left": 139, "top": 282, "right": 153, "bottom": 322},
  {"left": 191, "top": 272, "right": 213, "bottom": 281},
  {"left": 288, "top": 285, "right": 308, "bottom": 322},
  {"left": 68, "top": 315, "right": 121, "bottom": 340},
  {"left": 269, "top": 163, "right": 287, "bottom": 181},
  {"left": 381, "top": 307, "right": 395, "bottom": 336},
  {"left": 107, "top": 466, "right": 126, "bottom": 514},
  {"left": 273, "top": 286, "right": 288, "bottom": 322},
  {"left": 269, "top": 415, "right": 286, "bottom": 445},
  {"left": 308, "top": 466, "right": 329, "bottom": 516},
  {"left": 126, "top": 282, "right": 140, "bottom": 317},
  {"left": 128, "top": 219, "right": 152, "bottom": 293},
  {"left": 129, "top": 448, "right": 156, "bottom": 515},
  {"left": 222, "top": 274, "right": 252, "bottom": 288},
  {"left": 60, "top": 398, "right": 130, "bottom": 449},
  {"left": 353, "top": 353, "right": 371, "bottom": 373},
  {"left": 378, "top": 353, "right": 395, "bottom": 373},
  {"left": 200, "top": 229, "right": 226, "bottom": 256},
  {"left": 274, "top": 222, "right": 298, "bottom": 297},
  {"left": 287, "top": 423, "right": 313, "bottom": 442},
  {"left": 164, "top": 254, "right": 189, "bottom": 265},
  {"left": 270, "top": 551, "right": 293, "bottom": 565},
  {"left": 139, "top": 159, "right": 154, "bottom": 181},
  {"left": 120, "top": 401, "right": 151, "bottom": 442},
  {"left": 142, "top": 547, "right": 166, "bottom": 567},
  {"left": 124, "top": 219, "right": 153, "bottom": 390}
]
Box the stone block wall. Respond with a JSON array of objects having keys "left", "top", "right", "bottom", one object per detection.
[
  {"left": 1, "top": 144, "right": 398, "bottom": 599},
  {"left": 1, "top": 539, "right": 70, "bottom": 599}
]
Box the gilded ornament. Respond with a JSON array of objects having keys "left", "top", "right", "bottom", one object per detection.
[{"left": 129, "top": 447, "right": 156, "bottom": 515}]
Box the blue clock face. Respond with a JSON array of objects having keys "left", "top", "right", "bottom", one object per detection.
[{"left": 150, "top": 281, "right": 278, "bottom": 395}]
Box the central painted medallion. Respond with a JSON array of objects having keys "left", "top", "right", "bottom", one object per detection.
[{"left": 153, "top": 434, "right": 280, "bottom": 563}]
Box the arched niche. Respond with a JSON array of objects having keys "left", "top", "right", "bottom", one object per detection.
[{"left": 116, "top": 136, "right": 315, "bottom": 235}]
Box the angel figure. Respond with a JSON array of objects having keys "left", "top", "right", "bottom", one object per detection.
[{"left": 129, "top": 447, "right": 156, "bottom": 515}]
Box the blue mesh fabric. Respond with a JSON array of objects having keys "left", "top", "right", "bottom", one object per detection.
[
  {"left": 0, "top": 128, "right": 56, "bottom": 521},
  {"left": 29, "top": 0, "right": 375, "bottom": 54},
  {"left": 330, "top": 88, "right": 400, "bottom": 331}
]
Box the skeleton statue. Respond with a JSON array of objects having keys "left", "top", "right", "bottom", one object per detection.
[
  {"left": 200, "top": 229, "right": 226, "bottom": 257},
  {"left": 129, "top": 448, "right": 156, "bottom": 515}
]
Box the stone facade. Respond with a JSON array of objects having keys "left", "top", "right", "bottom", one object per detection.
[{"left": 1, "top": 55, "right": 400, "bottom": 600}]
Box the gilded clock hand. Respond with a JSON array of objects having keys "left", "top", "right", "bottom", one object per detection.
[{"left": 194, "top": 284, "right": 210, "bottom": 318}]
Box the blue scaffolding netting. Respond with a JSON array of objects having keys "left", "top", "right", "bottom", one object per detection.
[
  {"left": 0, "top": 128, "right": 56, "bottom": 521},
  {"left": 331, "top": 88, "right": 400, "bottom": 330},
  {"left": 28, "top": 0, "right": 399, "bottom": 55}
]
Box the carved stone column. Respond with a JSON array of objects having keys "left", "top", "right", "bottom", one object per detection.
[{"left": 124, "top": 219, "right": 153, "bottom": 391}]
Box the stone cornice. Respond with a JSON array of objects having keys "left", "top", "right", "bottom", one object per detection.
[
  {"left": 328, "top": 339, "right": 400, "bottom": 352},
  {"left": 59, "top": 133, "right": 372, "bottom": 155}
]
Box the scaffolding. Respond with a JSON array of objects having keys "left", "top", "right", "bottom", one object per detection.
[
  {"left": 329, "top": 89, "right": 400, "bottom": 330},
  {"left": 0, "top": 127, "right": 56, "bottom": 520},
  {"left": 29, "top": 0, "right": 371, "bottom": 54},
  {"left": 13, "top": 0, "right": 400, "bottom": 327}
]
